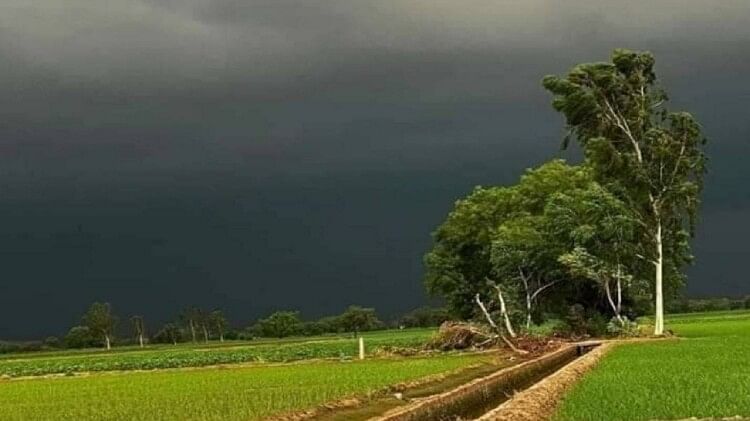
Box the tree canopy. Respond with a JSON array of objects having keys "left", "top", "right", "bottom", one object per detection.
[{"left": 543, "top": 48, "right": 707, "bottom": 334}]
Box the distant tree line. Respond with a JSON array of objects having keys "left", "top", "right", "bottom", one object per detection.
[{"left": 0, "top": 303, "right": 450, "bottom": 354}]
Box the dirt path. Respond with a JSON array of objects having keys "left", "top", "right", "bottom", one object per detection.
[{"left": 476, "top": 342, "right": 614, "bottom": 421}]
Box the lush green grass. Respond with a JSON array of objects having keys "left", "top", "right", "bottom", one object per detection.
[
  {"left": 554, "top": 310, "right": 750, "bottom": 421},
  {"left": 0, "top": 329, "right": 435, "bottom": 377},
  {"left": 0, "top": 352, "right": 487, "bottom": 421}
]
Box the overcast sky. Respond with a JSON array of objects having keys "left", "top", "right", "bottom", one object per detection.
[{"left": 1, "top": 1, "right": 749, "bottom": 338}]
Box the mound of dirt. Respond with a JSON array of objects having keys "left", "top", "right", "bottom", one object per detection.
[
  {"left": 513, "top": 335, "right": 564, "bottom": 356},
  {"left": 426, "top": 322, "right": 495, "bottom": 351}
]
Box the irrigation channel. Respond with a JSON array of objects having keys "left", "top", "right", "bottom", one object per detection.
[{"left": 371, "top": 341, "right": 604, "bottom": 421}]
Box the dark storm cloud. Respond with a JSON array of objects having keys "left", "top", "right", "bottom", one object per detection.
[{"left": 1, "top": 0, "right": 749, "bottom": 337}]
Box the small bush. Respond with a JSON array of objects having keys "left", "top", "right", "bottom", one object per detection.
[
  {"left": 526, "top": 319, "right": 568, "bottom": 337},
  {"left": 565, "top": 305, "right": 608, "bottom": 337},
  {"left": 606, "top": 317, "right": 640, "bottom": 337}
]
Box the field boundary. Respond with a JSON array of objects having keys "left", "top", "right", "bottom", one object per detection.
[
  {"left": 263, "top": 359, "right": 497, "bottom": 421},
  {"left": 476, "top": 342, "right": 614, "bottom": 421},
  {"left": 370, "top": 343, "right": 583, "bottom": 421}
]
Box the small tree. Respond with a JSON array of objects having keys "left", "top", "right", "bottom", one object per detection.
[
  {"left": 338, "top": 306, "right": 381, "bottom": 337},
  {"left": 64, "top": 326, "right": 96, "bottom": 349},
  {"left": 196, "top": 309, "right": 210, "bottom": 343},
  {"left": 252, "top": 311, "right": 302, "bottom": 338},
  {"left": 400, "top": 307, "right": 450, "bottom": 328},
  {"left": 425, "top": 160, "right": 591, "bottom": 322},
  {"left": 131, "top": 315, "right": 146, "bottom": 348},
  {"left": 153, "top": 323, "right": 181, "bottom": 345},
  {"left": 491, "top": 215, "right": 564, "bottom": 330},
  {"left": 209, "top": 310, "right": 228, "bottom": 342},
  {"left": 82, "top": 302, "right": 117, "bottom": 350},
  {"left": 546, "top": 183, "right": 642, "bottom": 325},
  {"left": 180, "top": 306, "right": 201, "bottom": 343}
]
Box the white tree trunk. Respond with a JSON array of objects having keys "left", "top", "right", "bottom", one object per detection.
[
  {"left": 474, "top": 294, "right": 524, "bottom": 354},
  {"left": 219, "top": 333, "right": 224, "bottom": 343},
  {"left": 519, "top": 269, "right": 532, "bottom": 330},
  {"left": 105, "top": 334, "right": 111, "bottom": 350},
  {"left": 494, "top": 286, "right": 517, "bottom": 338},
  {"left": 138, "top": 333, "right": 144, "bottom": 348},
  {"left": 525, "top": 296, "right": 532, "bottom": 330},
  {"left": 616, "top": 274, "right": 622, "bottom": 316},
  {"left": 604, "top": 279, "right": 624, "bottom": 325},
  {"left": 654, "top": 220, "right": 665, "bottom": 335}
]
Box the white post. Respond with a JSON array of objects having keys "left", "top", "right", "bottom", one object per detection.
[{"left": 358, "top": 337, "right": 365, "bottom": 360}]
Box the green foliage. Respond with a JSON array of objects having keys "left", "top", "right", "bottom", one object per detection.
[
  {"left": 543, "top": 48, "right": 708, "bottom": 322},
  {"left": 152, "top": 323, "right": 181, "bottom": 345},
  {"left": 338, "top": 306, "right": 382, "bottom": 336},
  {"left": 81, "top": 302, "right": 117, "bottom": 347},
  {"left": 424, "top": 160, "right": 591, "bottom": 319},
  {"left": 0, "top": 353, "right": 486, "bottom": 421},
  {"left": 399, "top": 306, "right": 450, "bottom": 328},
  {"left": 208, "top": 310, "right": 229, "bottom": 340},
  {"left": 64, "top": 326, "right": 97, "bottom": 349},
  {"left": 605, "top": 317, "right": 639, "bottom": 337},
  {"left": 251, "top": 311, "right": 303, "bottom": 338},
  {"left": 0, "top": 329, "right": 434, "bottom": 377},
  {"left": 564, "top": 304, "right": 607, "bottom": 337},
  {"left": 667, "top": 296, "right": 750, "bottom": 314},
  {"left": 43, "top": 337, "right": 61, "bottom": 348}
]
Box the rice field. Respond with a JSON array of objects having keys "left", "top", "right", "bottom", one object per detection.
[
  {"left": 553, "top": 310, "right": 750, "bottom": 421},
  {"left": 0, "top": 353, "right": 490, "bottom": 421}
]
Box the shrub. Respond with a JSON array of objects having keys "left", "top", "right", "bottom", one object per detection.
[
  {"left": 43, "top": 336, "right": 61, "bottom": 348},
  {"left": 565, "top": 305, "right": 607, "bottom": 337},
  {"left": 526, "top": 318, "right": 568, "bottom": 337},
  {"left": 606, "top": 317, "right": 640, "bottom": 337},
  {"left": 64, "top": 326, "right": 97, "bottom": 349}
]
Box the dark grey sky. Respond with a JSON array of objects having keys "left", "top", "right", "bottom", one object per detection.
[{"left": 1, "top": 1, "right": 749, "bottom": 338}]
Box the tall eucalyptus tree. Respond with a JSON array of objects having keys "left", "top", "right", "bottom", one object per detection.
[{"left": 543, "top": 49, "right": 707, "bottom": 334}]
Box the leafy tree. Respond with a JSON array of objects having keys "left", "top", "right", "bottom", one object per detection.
[
  {"left": 44, "top": 336, "right": 61, "bottom": 349},
  {"left": 180, "top": 306, "right": 201, "bottom": 343},
  {"left": 64, "top": 326, "right": 96, "bottom": 349},
  {"left": 545, "top": 183, "right": 643, "bottom": 324},
  {"left": 425, "top": 160, "right": 590, "bottom": 324},
  {"left": 252, "top": 311, "right": 302, "bottom": 338},
  {"left": 338, "top": 306, "right": 381, "bottom": 337},
  {"left": 152, "top": 323, "right": 181, "bottom": 345},
  {"left": 209, "top": 310, "right": 229, "bottom": 342},
  {"left": 316, "top": 316, "right": 342, "bottom": 334},
  {"left": 82, "top": 302, "right": 117, "bottom": 350},
  {"left": 543, "top": 49, "right": 707, "bottom": 334},
  {"left": 300, "top": 321, "right": 326, "bottom": 336},
  {"left": 196, "top": 309, "right": 210, "bottom": 343},
  {"left": 399, "top": 307, "right": 450, "bottom": 328},
  {"left": 491, "top": 213, "right": 571, "bottom": 330},
  {"left": 130, "top": 315, "right": 146, "bottom": 348}
]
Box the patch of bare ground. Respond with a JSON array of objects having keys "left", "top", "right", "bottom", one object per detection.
[{"left": 476, "top": 342, "right": 614, "bottom": 421}]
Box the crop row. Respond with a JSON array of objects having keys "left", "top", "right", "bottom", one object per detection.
[{"left": 0, "top": 331, "right": 433, "bottom": 377}]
